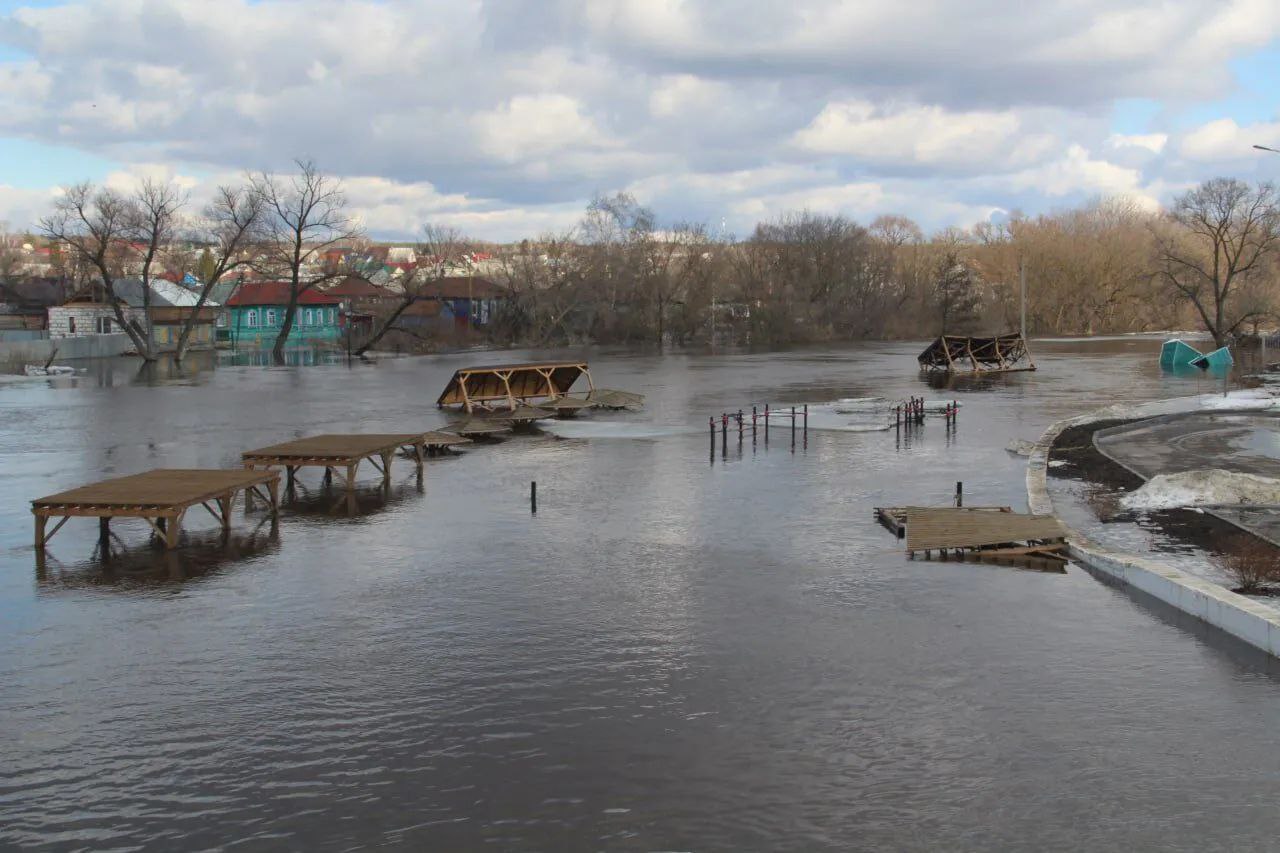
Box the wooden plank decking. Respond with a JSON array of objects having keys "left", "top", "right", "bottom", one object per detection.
[
  {"left": 905, "top": 507, "right": 1065, "bottom": 552},
  {"left": 242, "top": 433, "right": 429, "bottom": 490},
  {"left": 32, "top": 468, "right": 280, "bottom": 550}
]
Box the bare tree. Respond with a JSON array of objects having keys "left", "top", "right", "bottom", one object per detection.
[
  {"left": 0, "top": 222, "right": 21, "bottom": 283},
  {"left": 251, "top": 159, "right": 363, "bottom": 361},
  {"left": 127, "top": 179, "right": 188, "bottom": 354},
  {"left": 39, "top": 183, "right": 158, "bottom": 359},
  {"left": 1155, "top": 178, "right": 1280, "bottom": 348},
  {"left": 174, "top": 185, "right": 265, "bottom": 361},
  {"left": 355, "top": 224, "right": 474, "bottom": 356}
]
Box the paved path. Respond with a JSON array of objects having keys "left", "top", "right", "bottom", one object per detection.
[{"left": 1095, "top": 410, "right": 1280, "bottom": 544}]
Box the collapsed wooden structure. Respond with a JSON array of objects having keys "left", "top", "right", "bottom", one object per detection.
[
  {"left": 917, "top": 333, "right": 1035, "bottom": 374},
  {"left": 32, "top": 469, "right": 280, "bottom": 551},
  {"left": 436, "top": 361, "right": 644, "bottom": 419},
  {"left": 874, "top": 505, "right": 1068, "bottom": 571},
  {"left": 438, "top": 362, "right": 593, "bottom": 413},
  {"left": 242, "top": 433, "right": 439, "bottom": 491}
]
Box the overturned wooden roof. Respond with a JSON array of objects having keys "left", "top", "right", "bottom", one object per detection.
[
  {"left": 436, "top": 361, "right": 590, "bottom": 409},
  {"left": 918, "top": 333, "right": 1034, "bottom": 373},
  {"left": 904, "top": 507, "right": 1065, "bottom": 552}
]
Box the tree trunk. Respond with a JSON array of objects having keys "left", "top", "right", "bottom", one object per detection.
[
  {"left": 273, "top": 283, "right": 300, "bottom": 363},
  {"left": 109, "top": 301, "right": 154, "bottom": 360},
  {"left": 174, "top": 286, "right": 217, "bottom": 363},
  {"left": 355, "top": 298, "right": 415, "bottom": 356}
]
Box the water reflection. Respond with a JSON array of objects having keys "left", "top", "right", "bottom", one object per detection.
[
  {"left": 35, "top": 521, "right": 280, "bottom": 590},
  {"left": 281, "top": 477, "right": 425, "bottom": 518}
]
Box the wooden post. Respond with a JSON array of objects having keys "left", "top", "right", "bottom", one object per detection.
[
  {"left": 218, "top": 496, "right": 232, "bottom": 532},
  {"left": 803, "top": 404, "right": 808, "bottom": 434},
  {"left": 34, "top": 513, "right": 47, "bottom": 550},
  {"left": 764, "top": 404, "right": 770, "bottom": 441},
  {"left": 323, "top": 467, "right": 333, "bottom": 488},
  {"left": 346, "top": 462, "right": 358, "bottom": 491},
  {"left": 380, "top": 450, "right": 393, "bottom": 484},
  {"left": 531, "top": 480, "right": 537, "bottom": 513},
  {"left": 414, "top": 440, "right": 425, "bottom": 477},
  {"left": 285, "top": 466, "right": 296, "bottom": 490},
  {"left": 790, "top": 406, "right": 796, "bottom": 448},
  {"left": 955, "top": 481, "right": 963, "bottom": 508},
  {"left": 98, "top": 517, "right": 110, "bottom": 549},
  {"left": 737, "top": 409, "right": 744, "bottom": 442},
  {"left": 267, "top": 477, "right": 280, "bottom": 518},
  {"left": 165, "top": 512, "right": 182, "bottom": 550}
]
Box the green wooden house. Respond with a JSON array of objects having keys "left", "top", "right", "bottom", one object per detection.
[{"left": 224, "top": 282, "right": 344, "bottom": 345}]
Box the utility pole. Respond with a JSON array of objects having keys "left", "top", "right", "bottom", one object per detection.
[{"left": 1019, "top": 259, "right": 1027, "bottom": 342}]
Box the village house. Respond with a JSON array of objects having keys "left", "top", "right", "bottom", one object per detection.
[
  {"left": 0, "top": 278, "right": 66, "bottom": 332},
  {"left": 224, "top": 282, "right": 344, "bottom": 346},
  {"left": 412, "top": 276, "right": 507, "bottom": 332},
  {"left": 47, "top": 278, "right": 219, "bottom": 351}
]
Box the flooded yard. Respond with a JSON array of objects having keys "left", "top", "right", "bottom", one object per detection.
[{"left": 3, "top": 339, "right": 1280, "bottom": 850}]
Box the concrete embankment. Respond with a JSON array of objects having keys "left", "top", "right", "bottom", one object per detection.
[
  {"left": 1028, "top": 410, "right": 1280, "bottom": 658},
  {"left": 0, "top": 334, "right": 133, "bottom": 366}
]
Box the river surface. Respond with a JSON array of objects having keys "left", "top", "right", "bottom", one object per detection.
[{"left": 3, "top": 338, "right": 1280, "bottom": 851}]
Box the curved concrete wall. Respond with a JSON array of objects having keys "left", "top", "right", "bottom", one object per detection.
[{"left": 1028, "top": 412, "right": 1280, "bottom": 657}]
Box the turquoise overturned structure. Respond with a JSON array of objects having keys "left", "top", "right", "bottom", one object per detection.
[{"left": 1160, "top": 339, "right": 1233, "bottom": 372}]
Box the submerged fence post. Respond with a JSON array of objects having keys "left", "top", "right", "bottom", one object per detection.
[
  {"left": 955, "top": 481, "right": 963, "bottom": 508},
  {"left": 531, "top": 480, "right": 537, "bottom": 513},
  {"left": 790, "top": 406, "right": 796, "bottom": 449},
  {"left": 764, "top": 404, "right": 770, "bottom": 442}
]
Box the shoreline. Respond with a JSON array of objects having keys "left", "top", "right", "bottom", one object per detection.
[{"left": 1028, "top": 404, "right": 1280, "bottom": 657}]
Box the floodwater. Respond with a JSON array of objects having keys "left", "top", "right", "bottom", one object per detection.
[{"left": 3, "top": 338, "right": 1280, "bottom": 851}]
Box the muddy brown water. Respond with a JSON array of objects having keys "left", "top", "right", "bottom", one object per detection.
[{"left": 3, "top": 338, "right": 1280, "bottom": 851}]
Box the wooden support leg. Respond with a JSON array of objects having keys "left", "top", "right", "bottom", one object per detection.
[
  {"left": 323, "top": 467, "right": 333, "bottom": 489},
  {"left": 244, "top": 465, "right": 255, "bottom": 511},
  {"left": 380, "top": 451, "right": 393, "bottom": 484},
  {"left": 217, "top": 496, "right": 232, "bottom": 533},
  {"left": 346, "top": 462, "right": 358, "bottom": 490},
  {"left": 165, "top": 512, "right": 183, "bottom": 550},
  {"left": 267, "top": 478, "right": 280, "bottom": 519},
  {"left": 34, "top": 514, "right": 47, "bottom": 550},
  {"left": 414, "top": 441, "right": 425, "bottom": 475}
]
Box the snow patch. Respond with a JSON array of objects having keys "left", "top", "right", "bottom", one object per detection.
[
  {"left": 1120, "top": 469, "right": 1280, "bottom": 510},
  {"left": 1006, "top": 439, "right": 1037, "bottom": 457}
]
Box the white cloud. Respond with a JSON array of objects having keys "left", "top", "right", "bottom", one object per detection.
[
  {"left": 793, "top": 100, "right": 1048, "bottom": 169},
  {"left": 1180, "top": 117, "right": 1280, "bottom": 161},
  {"left": 472, "top": 94, "right": 610, "bottom": 163},
  {"left": 1003, "top": 145, "right": 1158, "bottom": 210},
  {"left": 0, "top": 0, "right": 1274, "bottom": 239},
  {"left": 1107, "top": 132, "right": 1168, "bottom": 154}
]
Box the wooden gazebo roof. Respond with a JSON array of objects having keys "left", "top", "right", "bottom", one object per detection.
[{"left": 436, "top": 361, "right": 592, "bottom": 412}]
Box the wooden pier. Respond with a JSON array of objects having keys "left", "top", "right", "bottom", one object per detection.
[
  {"left": 32, "top": 468, "right": 280, "bottom": 551},
  {"left": 873, "top": 505, "right": 1068, "bottom": 571},
  {"left": 241, "top": 433, "right": 430, "bottom": 491}
]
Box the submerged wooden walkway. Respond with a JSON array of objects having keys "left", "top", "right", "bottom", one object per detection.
[
  {"left": 242, "top": 434, "right": 431, "bottom": 490},
  {"left": 32, "top": 468, "right": 280, "bottom": 550},
  {"left": 874, "top": 505, "right": 1068, "bottom": 571}
]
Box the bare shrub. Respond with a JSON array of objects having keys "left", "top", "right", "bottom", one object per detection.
[{"left": 1217, "top": 536, "right": 1280, "bottom": 594}]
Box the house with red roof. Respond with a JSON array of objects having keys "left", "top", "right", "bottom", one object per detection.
[{"left": 224, "top": 282, "right": 344, "bottom": 346}]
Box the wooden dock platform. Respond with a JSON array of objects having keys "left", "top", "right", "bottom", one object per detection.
[
  {"left": 242, "top": 433, "right": 429, "bottom": 490},
  {"left": 32, "top": 468, "right": 280, "bottom": 550},
  {"left": 420, "top": 430, "right": 472, "bottom": 456},
  {"left": 873, "top": 505, "right": 1068, "bottom": 571}
]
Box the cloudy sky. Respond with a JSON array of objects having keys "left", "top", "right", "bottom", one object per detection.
[{"left": 2, "top": 0, "right": 1280, "bottom": 241}]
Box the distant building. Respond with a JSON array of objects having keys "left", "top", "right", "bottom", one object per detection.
[
  {"left": 224, "top": 282, "right": 344, "bottom": 346},
  {"left": 0, "top": 278, "right": 66, "bottom": 331},
  {"left": 48, "top": 278, "right": 219, "bottom": 350},
  {"left": 415, "top": 276, "right": 507, "bottom": 331}
]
